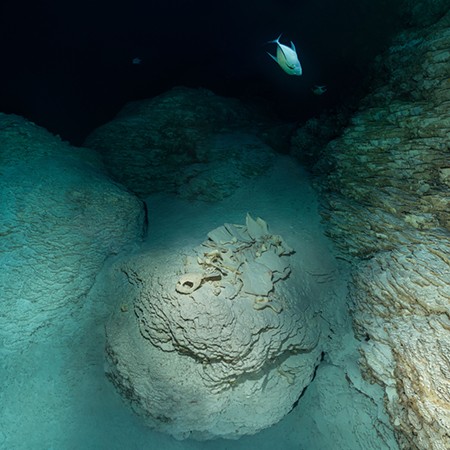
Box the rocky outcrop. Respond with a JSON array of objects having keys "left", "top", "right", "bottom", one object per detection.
[
  {"left": 291, "top": 9, "right": 450, "bottom": 450},
  {"left": 85, "top": 87, "right": 278, "bottom": 201},
  {"left": 290, "top": 112, "right": 351, "bottom": 167},
  {"left": 315, "top": 10, "right": 450, "bottom": 258},
  {"left": 104, "top": 215, "right": 322, "bottom": 440},
  {"left": 350, "top": 241, "right": 450, "bottom": 450},
  {"left": 398, "top": 0, "right": 450, "bottom": 27},
  {"left": 0, "top": 114, "right": 145, "bottom": 351}
]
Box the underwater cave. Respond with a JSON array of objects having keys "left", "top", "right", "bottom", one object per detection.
[{"left": 0, "top": 1, "right": 449, "bottom": 449}]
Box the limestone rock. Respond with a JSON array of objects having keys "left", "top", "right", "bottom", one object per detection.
[
  {"left": 305, "top": 11, "right": 450, "bottom": 258},
  {"left": 397, "top": 0, "right": 450, "bottom": 27},
  {"left": 0, "top": 114, "right": 145, "bottom": 351},
  {"left": 290, "top": 113, "right": 351, "bottom": 167},
  {"left": 104, "top": 215, "right": 322, "bottom": 440},
  {"left": 84, "top": 88, "right": 275, "bottom": 200},
  {"left": 178, "top": 132, "right": 274, "bottom": 202},
  {"left": 350, "top": 242, "right": 450, "bottom": 450},
  {"left": 290, "top": 8, "right": 450, "bottom": 450}
]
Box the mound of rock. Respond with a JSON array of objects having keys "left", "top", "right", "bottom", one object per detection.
[
  {"left": 0, "top": 114, "right": 145, "bottom": 351},
  {"left": 105, "top": 214, "right": 322, "bottom": 440},
  {"left": 85, "top": 87, "right": 276, "bottom": 200}
]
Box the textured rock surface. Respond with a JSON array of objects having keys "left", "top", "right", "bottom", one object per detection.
[
  {"left": 105, "top": 215, "right": 322, "bottom": 440},
  {"left": 350, "top": 242, "right": 450, "bottom": 450},
  {"left": 398, "top": 0, "right": 450, "bottom": 27},
  {"left": 315, "top": 11, "right": 450, "bottom": 258},
  {"left": 85, "top": 87, "right": 276, "bottom": 200},
  {"left": 291, "top": 8, "right": 450, "bottom": 450},
  {"left": 290, "top": 110, "right": 352, "bottom": 168},
  {"left": 0, "top": 114, "right": 145, "bottom": 351}
]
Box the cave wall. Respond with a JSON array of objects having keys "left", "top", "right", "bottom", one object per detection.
[{"left": 291, "top": 7, "right": 450, "bottom": 450}]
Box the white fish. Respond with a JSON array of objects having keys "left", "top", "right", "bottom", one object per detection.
[
  {"left": 267, "top": 34, "right": 302, "bottom": 76},
  {"left": 312, "top": 85, "right": 327, "bottom": 95}
]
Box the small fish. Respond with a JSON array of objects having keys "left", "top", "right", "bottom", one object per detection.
[
  {"left": 267, "top": 34, "right": 302, "bottom": 76},
  {"left": 312, "top": 85, "right": 327, "bottom": 95},
  {"left": 132, "top": 57, "right": 142, "bottom": 65}
]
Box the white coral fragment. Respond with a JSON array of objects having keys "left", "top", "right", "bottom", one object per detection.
[
  {"left": 241, "top": 261, "right": 273, "bottom": 296},
  {"left": 176, "top": 214, "right": 293, "bottom": 301},
  {"left": 246, "top": 213, "right": 269, "bottom": 240},
  {"left": 176, "top": 272, "right": 204, "bottom": 294},
  {"left": 256, "top": 250, "right": 291, "bottom": 281},
  {"left": 207, "top": 225, "right": 235, "bottom": 245},
  {"left": 224, "top": 222, "right": 253, "bottom": 243}
]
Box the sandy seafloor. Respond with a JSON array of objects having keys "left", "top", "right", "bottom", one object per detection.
[{"left": 1, "top": 156, "right": 398, "bottom": 450}]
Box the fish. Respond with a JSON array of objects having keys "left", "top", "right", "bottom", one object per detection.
[
  {"left": 267, "top": 34, "right": 302, "bottom": 76},
  {"left": 312, "top": 85, "right": 327, "bottom": 95}
]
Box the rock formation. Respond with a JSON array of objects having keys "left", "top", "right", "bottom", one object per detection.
[
  {"left": 291, "top": 8, "right": 450, "bottom": 450},
  {"left": 84, "top": 87, "right": 278, "bottom": 201},
  {"left": 104, "top": 214, "right": 323, "bottom": 440},
  {"left": 0, "top": 114, "right": 145, "bottom": 351}
]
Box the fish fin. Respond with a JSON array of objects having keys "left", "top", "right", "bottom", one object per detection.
[
  {"left": 278, "top": 47, "right": 292, "bottom": 67},
  {"left": 267, "top": 51, "right": 278, "bottom": 63},
  {"left": 267, "top": 33, "right": 282, "bottom": 44},
  {"left": 290, "top": 41, "right": 296, "bottom": 52}
]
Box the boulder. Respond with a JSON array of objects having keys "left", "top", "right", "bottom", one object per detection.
[
  {"left": 84, "top": 87, "right": 275, "bottom": 200},
  {"left": 104, "top": 214, "right": 322, "bottom": 440}
]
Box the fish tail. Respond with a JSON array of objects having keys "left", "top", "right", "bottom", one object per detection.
[{"left": 267, "top": 33, "right": 282, "bottom": 44}]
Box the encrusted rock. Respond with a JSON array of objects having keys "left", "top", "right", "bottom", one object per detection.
[
  {"left": 305, "top": 12, "right": 450, "bottom": 259},
  {"left": 350, "top": 242, "right": 450, "bottom": 450},
  {"left": 290, "top": 8, "right": 450, "bottom": 450},
  {"left": 104, "top": 215, "right": 322, "bottom": 440},
  {"left": 0, "top": 113, "right": 145, "bottom": 351},
  {"left": 84, "top": 88, "right": 275, "bottom": 200}
]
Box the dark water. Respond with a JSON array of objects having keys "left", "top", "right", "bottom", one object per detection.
[{"left": 0, "top": 0, "right": 403, "bottom": 144}]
